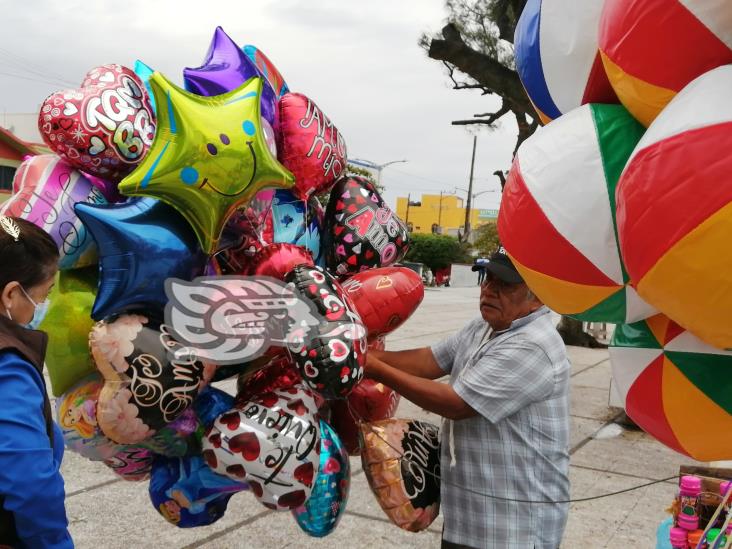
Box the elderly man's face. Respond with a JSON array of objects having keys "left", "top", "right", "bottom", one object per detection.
[{"left": 479, "top": 274, "right": 539, "bottom": 331}]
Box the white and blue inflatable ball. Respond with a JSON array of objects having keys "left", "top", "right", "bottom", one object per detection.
[{"left": 514, "top": 0, "right": 617, "bottom": 123}]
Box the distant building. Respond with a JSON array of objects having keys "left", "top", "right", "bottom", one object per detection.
[
  {"left": 0, "top": 124, "right": 50, "bottom": 195},
  {"left": 396, "top": 193, "right": 498, "bottom": 241}
]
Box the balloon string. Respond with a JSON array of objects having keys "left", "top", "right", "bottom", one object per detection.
[{"left": 347, "top": 401, "right": 680, "bottom": 505}]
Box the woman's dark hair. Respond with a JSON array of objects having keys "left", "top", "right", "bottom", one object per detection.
[{"left": 0, "top": 217, "right": 59, "bottom": 291}]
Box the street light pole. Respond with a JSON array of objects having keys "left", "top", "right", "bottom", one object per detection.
[{"left": 348, "top": 158, "right": 408, "bottom": 187}]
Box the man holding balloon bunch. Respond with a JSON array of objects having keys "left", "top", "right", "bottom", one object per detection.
[{"left": 365, "top": 246, "right": 571, "bottom": 549}]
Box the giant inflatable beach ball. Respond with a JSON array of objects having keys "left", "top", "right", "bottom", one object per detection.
[
  {"left": 610, "top": 313, "right": 732, "bottom": 461},
  {"left": 599, "top": 0, "right": 732, "bottom": 126},
  {"left": 515, "top": 0, "right": 617, "bottom": 124},
  {"left": 498, "top": 103, "right": 655, "bottom": 323},
  {"left": 616, "top": 65, "right": 732, "bottom": 350}
]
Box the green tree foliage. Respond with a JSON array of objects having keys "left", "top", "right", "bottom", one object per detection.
[
  {"left": 405, "top": 233, "right": 472, "bottom": 272},
  {"left": 473, "top": 221, "right": 500, "bottom": 255}
]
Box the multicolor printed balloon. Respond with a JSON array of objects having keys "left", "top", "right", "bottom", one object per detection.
[
  {"left": 38, "top": 64, "right": 155, "bottom": 181},
  {"left": 323, "top": 177, "right": 410, "bottom": 276},
  {"left": 610, "top": 314, "right": 732, "bottom": 461},
  {"left": 1, "top": 154, "right": 107, "bottom": 269},
  {"left": 242, "top": 44, "right": 289, "bottom": 99},
  {"left": 268, "top": 190, "right": 323, "bottom": 265},
  {"left": 599, "top": 0, "right": 732, "bottom": 126},
  {"left": 89, "top": 314, "right": 213, "bottom": 444},
  {"left": 202, "top": 385, "right": 321, "bottom": 510},
  {"left": 361, "top": 419, "right": 440, "bottom": 532},
  {"left": 499, "top": 103, "right": 654, "bottom": 323},
  {"left": 616, "top": 66, "right": 732, "bottom": 349},
  {"left": 149, "top": 454, "right": 247, "bottom": 528},
  {"left": 514, "top": 0, "right": 617, "bottom": 124},
  {"left": 293, "top": 420, "right": 350, "bottom": 537},
  {"left": 286, "top": 265, "right": 367, "bottom": 398},
  {"left": 103, "top": 446, "right": 153, "bottom": 481}
]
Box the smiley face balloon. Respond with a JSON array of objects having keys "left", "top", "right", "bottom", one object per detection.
[{"left": 118, "top": 71, "right": 294, "bottom": 253}]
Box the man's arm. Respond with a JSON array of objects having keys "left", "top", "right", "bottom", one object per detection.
[
  {"left": 365, "top": 353, "right": 477, "bottom": 420},
  {"left": 368, "top": 348, "right": 445, "bottom": 379}
]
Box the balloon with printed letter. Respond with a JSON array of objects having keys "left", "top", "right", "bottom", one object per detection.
[
  {"left": 117, "top": 71, "right": 294, "bottom": 253},
  {"left": 149, "top": 454, "right": 247, "bottom": 527},
  {"left": 1, "top": 154, "right": 108, "bottom": 270},
  {"left": 286, "top": 265, "right": 367, "bottom": 398},
  {"left": 104, "top": 446, "right": 154, "bottom": 481},
  {"left": 89, "top": 313, "right": 214, "bottom": 444},
  {"left": 276, "top": 93, "right": 347, "bottom": 199},
  {"left": 293, "top": 420, "right": 350, "bottom": 537},
  {"left": 38, "top": 64, "right": 155, "bottom": 181},
  {"left": 323, "top": 176, "right": 410, "bottom": 276},
  {"left": 361, "top": 419, "right": 441, "bottom": 532},
  {"left": 514, "top": 0, "right": 617, "bottom": 124},
  {"left": 202, "top": 385, "right": 321, "bottom": 510}
]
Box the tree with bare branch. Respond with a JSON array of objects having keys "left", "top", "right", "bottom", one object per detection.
[{"left": 421, "top": 0, "right": 606, "bottom": 348}]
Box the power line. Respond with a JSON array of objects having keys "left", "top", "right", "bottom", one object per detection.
[{"left": 0, "top": 47, "right": 77, "bottom": 87}]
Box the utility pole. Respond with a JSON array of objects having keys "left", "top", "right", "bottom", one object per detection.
[
  {"left": 438, "top": 190, "right": 445, "bottom": 232},
  {"left": 463, "top": 135, "right": 477, "bottom": 243},
  {"left": 405, "top": 193, "right": 411, "bottom": 225}
]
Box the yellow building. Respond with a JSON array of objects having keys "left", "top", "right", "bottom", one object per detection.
[{"left": 396, "top": 194, "right": 498, "bottom": 237}]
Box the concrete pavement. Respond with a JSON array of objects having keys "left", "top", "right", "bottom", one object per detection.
[{"left": 60, "top": 286, "right": 702, "bottom": 548}]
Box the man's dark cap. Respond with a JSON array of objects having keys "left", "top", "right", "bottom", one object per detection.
[{"left": 485, "top": 246, "right": 524, "bottom": 284}]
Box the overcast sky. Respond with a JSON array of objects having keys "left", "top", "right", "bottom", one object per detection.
[{"left": 0, "top": 0, "right": 516, "bottom": 209}]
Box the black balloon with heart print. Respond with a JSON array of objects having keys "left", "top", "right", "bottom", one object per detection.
[
  {"left": 285, "top": 265, "right": 367, "bottom": 399},
  {"left": 322, "top": 176, "right": 410, "bottom": 276}
]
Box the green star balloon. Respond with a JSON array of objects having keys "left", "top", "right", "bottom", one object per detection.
[{"left": 118, "top": 71, "right": 294, "bottom": 253}]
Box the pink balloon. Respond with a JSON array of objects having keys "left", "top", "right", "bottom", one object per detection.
[
  {"left": 0, "top": 154, "right": 107, "bottom": 269},
  {"left": 276, "top": 93, "right": 347, "bottom": 199}
]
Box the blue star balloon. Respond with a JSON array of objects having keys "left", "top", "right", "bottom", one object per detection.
[
  {"left": 184, "top": 26, "right": 277, "bottom": 127},
  {"left": 292, "top": 420, "right": 350, "bottom": 537},
  {"left": 75, "top": 197, "right": 207, "bottom": 320}
]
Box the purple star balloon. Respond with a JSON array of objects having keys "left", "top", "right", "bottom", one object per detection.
[{"left": 184, "top": 26, "right": 276, "bottom": 126}]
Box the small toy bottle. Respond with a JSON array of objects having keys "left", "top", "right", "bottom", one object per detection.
[
  {"left": 678, "top": 476, "right": 702, "bottom": 530},
  {"left": 706, "top": 528, "right": 727, "bottom": 548},
  {"left": 668, "top": 527, "right": 689, "bottom": 549},
  {"left": 687, "top": 529, "right": 707, "bottom": 549},
  {"left": 670, "top": 527, "right": 689, "bottom": 548}
]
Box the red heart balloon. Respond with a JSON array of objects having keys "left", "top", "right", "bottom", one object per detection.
[
  {"left": 276, "top": 93, "right": 347, "bottom": 199},
  {"left": 38, "top": 64, "right": 155, "bottom": 182},
  {"left": 330, "top": 378, "right": 401, "bottom": 455},
  {"left": 341, "top": 267, "right": 424, "bottom": 339},
  {"left": 323, "top": 177, "right": 410, "bottom": 276},
  {"left": 244, "top": 243, "right": 314, "bottom": 280}
]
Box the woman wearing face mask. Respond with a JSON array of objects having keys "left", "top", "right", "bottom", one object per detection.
[{"left": 0, "top": 216, "right": 73, "bottom": 548}]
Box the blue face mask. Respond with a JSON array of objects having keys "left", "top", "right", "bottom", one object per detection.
[{"left": 20, "top": 286, "right": 50, "bottom": 330}]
